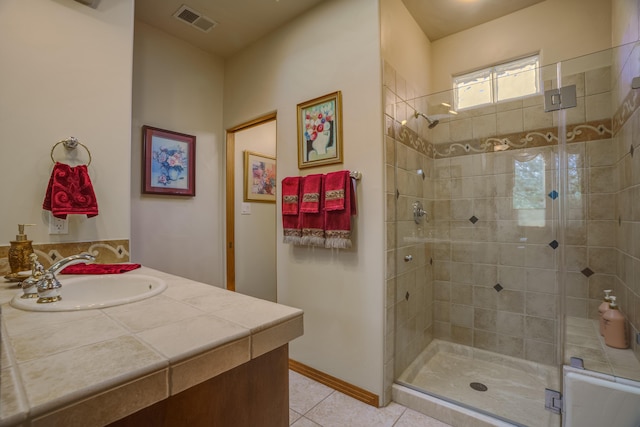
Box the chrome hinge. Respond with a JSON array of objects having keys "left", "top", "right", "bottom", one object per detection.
[
  {"left": 569, "top": 357, "right": 584, "bottom": 369},
  {"left": 545, "top": 388, "right": 563, "bottom": 414},
  {"left": 544, "top": 84, "right": 577, "bottom": 112}
]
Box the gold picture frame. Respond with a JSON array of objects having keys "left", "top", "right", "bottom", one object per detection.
[
  {"left": 297, "top": 91, "right": 343, "bottom": 169},
  {"left": 244, "top": 151, "right": 276, "bottom": 203}
]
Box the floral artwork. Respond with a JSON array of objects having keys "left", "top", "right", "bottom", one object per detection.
[
  {"left": 297, "top": 91, "right": 343, "bottom": 169},
  {"left": 142, "top": 126, "right": 196, "bottom": 196},
  {"left": 152, "top": 142, "right": 187, "bottom": 187},
  {"left": 244, "top": 151, "right": 276, "bottom": 203}
]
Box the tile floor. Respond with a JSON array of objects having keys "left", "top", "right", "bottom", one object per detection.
[{"left": 289, "top": 370, "right": 451, "bottom": 427}]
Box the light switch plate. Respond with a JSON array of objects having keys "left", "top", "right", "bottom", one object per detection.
[{"left": 241, "top": 203, "right": 252, "bottom": 215}]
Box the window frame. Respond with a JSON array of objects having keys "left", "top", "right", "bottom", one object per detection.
[{"left": 453, "top": 54, "right": 541, "bottom": 111}]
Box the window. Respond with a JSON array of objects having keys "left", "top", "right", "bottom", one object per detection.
[
  {"left": 513, "top": 154, "right": 546, "bottom": 227},
  {"left": 453, "top": 55, "right": 540, "bottom": 111}
]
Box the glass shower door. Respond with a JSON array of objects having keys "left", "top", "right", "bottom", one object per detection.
[{"left": 387, "top": 59, "right": 566, "bottom": 426}]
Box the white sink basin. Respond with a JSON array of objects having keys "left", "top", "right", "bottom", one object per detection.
[{"left": 10, "top": 274, "right": 167, "bottom": 312}]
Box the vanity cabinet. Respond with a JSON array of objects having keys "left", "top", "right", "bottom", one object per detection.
[
  {"left": 0, "top": 267, "right": 303, "bottom": 427},
  {"left": 110, "top": 345, "right": 289, "bottom": 427}
]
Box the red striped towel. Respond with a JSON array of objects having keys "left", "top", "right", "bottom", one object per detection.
[
  {"left": 324, "top": 171, "right": 357, "bottom": 248},
  {"left": 282, "top": 176, "right": 300, "bottom": 215},
  {"left": 282, "top": 176, "right": 302, "bottom": 244},
  {"left": 300, "top": 173, "right": 322, "bottom": 213},
  {"left": 300, "top": 174, "right": 325, "bottom": 246}
]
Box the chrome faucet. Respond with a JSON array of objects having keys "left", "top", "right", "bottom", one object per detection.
[{"left": 21, "top": 253, "right": 96, "bottom": 303}]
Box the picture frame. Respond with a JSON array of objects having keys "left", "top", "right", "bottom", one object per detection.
[
  {"left": 142, "top": 125, "right": 196, "bottom": 196},
  {"left": 244, "top": 151, "right": 276, "bottom": 203},
  {"left": 297, "top": 91, "right": 343, "bottom": 169}
]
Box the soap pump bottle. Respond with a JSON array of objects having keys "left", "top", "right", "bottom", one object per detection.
[
  {"left": 8, "top": 224, "right": 35, "bottom": 274},
  {"left": 598, "top": 289, "right": 613, "bottom": 336},
  {"left": 603, "top": 296, "right": 629, "bottom": 349}
]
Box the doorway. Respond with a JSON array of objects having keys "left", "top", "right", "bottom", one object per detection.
[{"left": 226, "top": 113, "right": 277, "bottom": 302}]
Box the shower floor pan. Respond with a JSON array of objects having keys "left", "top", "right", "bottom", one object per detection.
[{"left": 397, "top": 339, "right": 560, "bottom": 427}]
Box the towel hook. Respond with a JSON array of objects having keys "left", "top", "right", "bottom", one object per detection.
[{"left": 50, "top": 137, "right": 92, "bottom": 166}]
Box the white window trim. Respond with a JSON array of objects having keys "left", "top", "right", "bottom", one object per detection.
[{"left": 453, "top": 54, "right": 541, "bottom": 111}]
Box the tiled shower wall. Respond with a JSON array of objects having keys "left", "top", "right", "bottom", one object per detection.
[
  {"left": 612, "top": 42, "right": 640, "bottom": 362},
  {"left": 384, "top": 57, "right": 625, "bottom": 381},
  {"left": 431, "top": 145, "right": 561, "bottom": 365},
  {"left": 383, "top": 61, "right": 435, "bottom": 405}
]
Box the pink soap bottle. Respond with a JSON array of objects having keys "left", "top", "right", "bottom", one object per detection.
[
  {"left": 603, "top": 296, "right": 629, "bottom": 349},
  {"left": 598, "top": 289, "right": 613, "bottom": 336}
]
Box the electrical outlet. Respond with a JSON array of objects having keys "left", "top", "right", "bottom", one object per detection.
[{"left": 49, "top": 215, "right": 68, "bottom": 234}]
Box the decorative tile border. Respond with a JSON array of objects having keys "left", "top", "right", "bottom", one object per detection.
[
  {"left": 387, "top": 117, "right": 613, "bottom": 159},
  {"left": 0, "top": 239, "right": 130, "bottom": 275},
  {"left": 613, "top": 88, "right": 639, "bottom": 135}
]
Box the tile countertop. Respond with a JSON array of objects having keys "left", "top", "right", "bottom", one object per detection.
[{"left": 0, "top": 267, "right": 303, "bottom": 426}]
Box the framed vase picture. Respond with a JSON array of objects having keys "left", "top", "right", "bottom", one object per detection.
[
  {"left": 244, "top": 151, "right": 276, "bottom": 203},
  {"left": 142, "top": 125, "right": 196, "bottom": 196},
  {"left": 297, "top": 91, "right": 343, "bottom": 169}
]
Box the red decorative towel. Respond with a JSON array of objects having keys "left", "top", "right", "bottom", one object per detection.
[
  {"left": 324, "top": 170, "right": 349, "bottom": 211},
  {"left": 43, "top": 162, "right": 98, "bottom": 219},
  {"left": 282, "top": 176, "right": 300, "bottom": 215},
  {"left": 300, "top": 174, "right": 322, "bottom": 213},
  {"left": 300, "top": 174, "right": 325, "bottom": 246},
  {"left": 60, "top": 263, "right": 141, "bottom": 275},
  {"left": 324, "top": 171, "right": 357, "bottom": 248},
  {"left": 282, "top": 176, "right": 301, "bottom": 244}
]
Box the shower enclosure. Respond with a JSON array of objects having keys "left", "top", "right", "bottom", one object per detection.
[{"left": 385, "top": 41, "right": 640, "bottom": 427}]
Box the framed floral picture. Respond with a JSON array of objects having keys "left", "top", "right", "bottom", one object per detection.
[
  {"left": 297, "top": 91, "right": 343, "bottom": 169},
  {"left": 244, "top": 151, "right": 276, "bottom": 203},
  {"left": 142, "top": 125, "right": 196, "bottom": 196}
]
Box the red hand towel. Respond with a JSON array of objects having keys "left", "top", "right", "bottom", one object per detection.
[
  {"left": 282, "top": 176, "right": 300, "bottom": 215},
  {"left": 324, "top": 171, "right": 357, "bottom": 248},
  {"left": 60, "top": 263, "right": 141, "bottom": 274},
  {"left": 43, "top": 162, "right": 99, "bottom": 219},
  {"left": 324, "top": 170, "right": 349, "bottom": 211},
  {"left": 300, "top": 174, "right": 325, "bottom": 246},
  {"left": 300, "top": 174, "right": 322, "bottom": 213},
  {"left": 282, "top": 176, "right": 301, "bottom": 244}
]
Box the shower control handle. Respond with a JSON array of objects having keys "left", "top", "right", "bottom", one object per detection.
[
  {"left": 404, "top": 255, "right": 413, "bottom": 262},
  {"left": 413, "top": 201, "right": 428, "bottom": 224}
]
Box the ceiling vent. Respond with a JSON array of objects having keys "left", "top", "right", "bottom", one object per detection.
[{"left": 173, "top": 5, "right": 217, "bottom": 33}]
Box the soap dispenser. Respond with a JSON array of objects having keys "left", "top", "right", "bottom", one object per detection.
[
  {"left": 8, "top": 224, "right": 35, "bottom": 274},
  {"left": 598, "top": 289, "right": 613, "bottom": 336},
  {"left": 603, "top": 296, "right": 629, "bottom": 349}
]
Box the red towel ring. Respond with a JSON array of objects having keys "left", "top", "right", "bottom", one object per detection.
[{"left": 50, "top": 137, "right": 92, "bottom": 166}]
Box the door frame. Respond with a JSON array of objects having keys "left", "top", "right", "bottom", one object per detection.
[{"left": 225, "top": 112, "right": 277, "bottom": 291}]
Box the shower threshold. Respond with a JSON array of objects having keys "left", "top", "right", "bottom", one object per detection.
[{"left": 395, "top": 339, "right": 561, "bottom": 427}]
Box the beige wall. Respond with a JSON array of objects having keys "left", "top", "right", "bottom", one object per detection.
[
  {"left": 131, "top": 22, "right": 225, "bottom": 285},
  {"left": 380, "top": 0, "right": 432, "bottom": 97},
  {"left": 233, "top": 121, "right": 277, "bottom": 302},
  {"left": 0, "top": 0, "right": 133, "bottom": 247},
  {"left": 225, "top": 0, "right": 386, "bottom": 398},
  {"left": 430, "top": 0, "right": 613, "bottom": 93}
]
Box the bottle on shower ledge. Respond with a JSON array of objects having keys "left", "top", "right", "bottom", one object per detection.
[
  {"left": 603, "top": 296, "right": 629, "bottom": 349},
  {"left": 598, "top": 289, "right": 613, "bottom": 336}
]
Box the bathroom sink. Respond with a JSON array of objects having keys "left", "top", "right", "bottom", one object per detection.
[{"left": 10, "top": 274, "right": 167, "bottom": 312}]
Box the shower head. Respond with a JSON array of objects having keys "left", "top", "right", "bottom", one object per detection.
[{"left": 414, "top": 111, "right": 439, "bottom": 129}]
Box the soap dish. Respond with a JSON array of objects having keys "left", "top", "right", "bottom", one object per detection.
[{"left": 4, "top": 271, "right": 31, "bottom": 282}]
